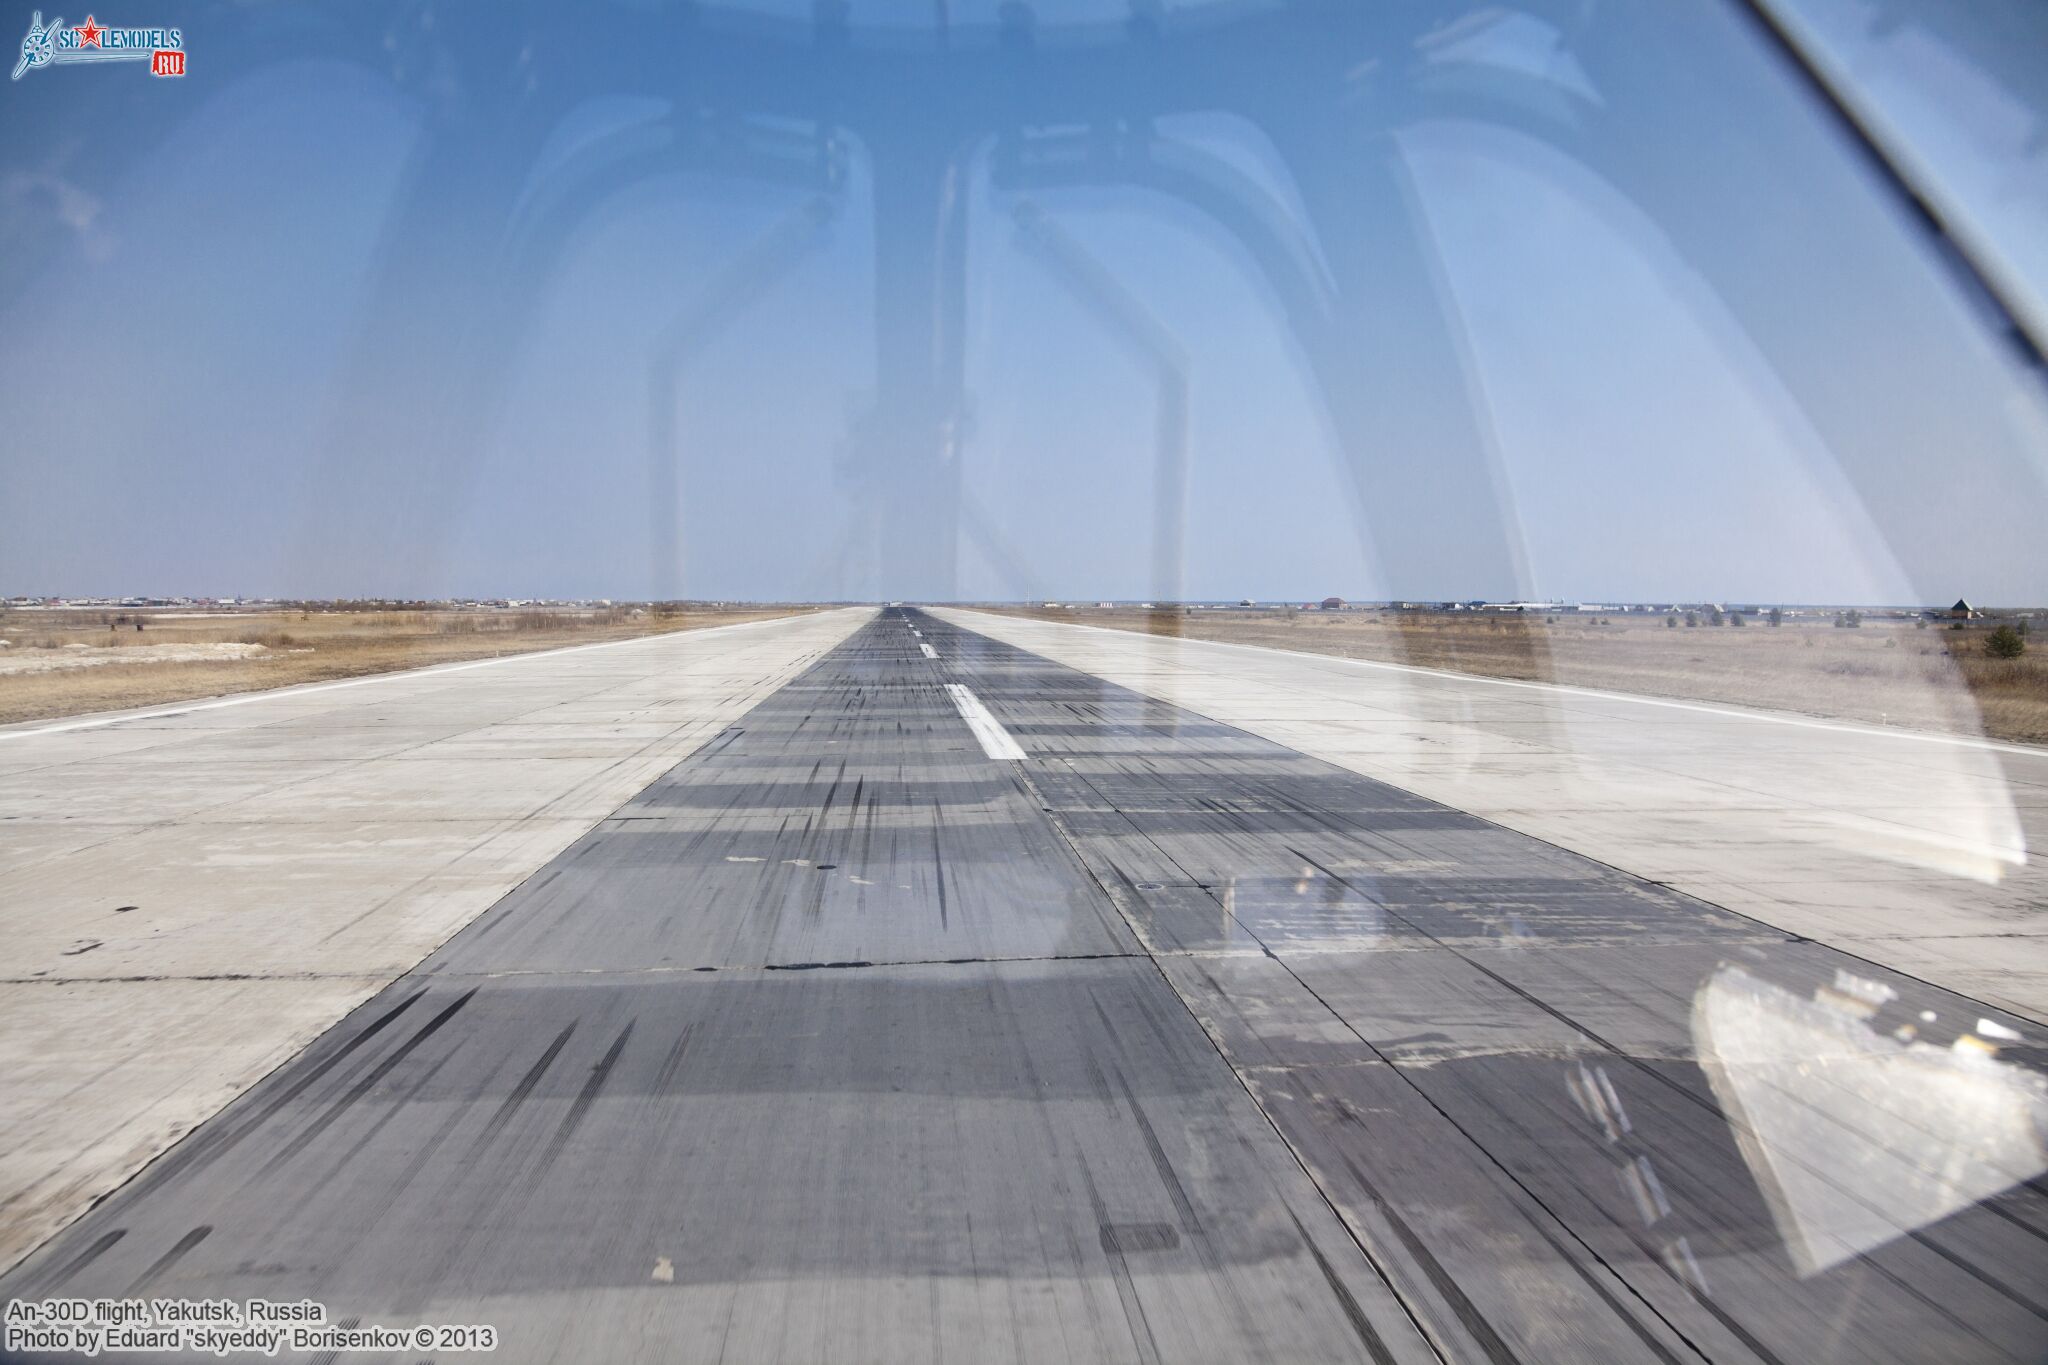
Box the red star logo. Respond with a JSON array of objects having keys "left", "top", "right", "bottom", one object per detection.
[{"left": 76, "top": 16, "right": 102, "bottom": 47}]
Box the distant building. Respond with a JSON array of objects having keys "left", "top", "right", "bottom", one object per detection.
[
  {"left": 1320, "top": 596, "right": 1345, "bottom": 610},
  {"left": 1948, "top": 598, "right": 1981, "bottom": 620}
]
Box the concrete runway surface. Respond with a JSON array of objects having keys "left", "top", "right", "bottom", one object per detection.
[
  {"left": 0, "top": 608, "right": 869, "bottom": 1272},
  {"left": 935, "top": 608, "right": 2048, "bottom": 1023},
  {"left": 5, "top": 610, "right": 2046, "bottom": 1363}
]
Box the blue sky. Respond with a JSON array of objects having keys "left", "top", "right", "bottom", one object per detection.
[{"left": 2, "top": 1, "right": 2044, "bottom": 603}]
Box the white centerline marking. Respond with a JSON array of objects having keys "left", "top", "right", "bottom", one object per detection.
[
  {"left": 920, "top": 642, "right": 938, "bottom": 659},
  {"left": 945, "top": 684, "right": 1026, "bottom": 760}
]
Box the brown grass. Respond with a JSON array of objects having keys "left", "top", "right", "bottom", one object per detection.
[
  {"left": 0, "top": 605, "right": 813, "bottom": 726},
  {"left": 991, "top": 607, "right": 2048, "bottom": 746}
]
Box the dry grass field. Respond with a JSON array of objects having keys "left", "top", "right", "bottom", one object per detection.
[
  {"left": 994, "top": 606, "right": 2048, "bottom": 746},
  {"left": 0, "top": 604, "right": 810, "bottom": 726}
]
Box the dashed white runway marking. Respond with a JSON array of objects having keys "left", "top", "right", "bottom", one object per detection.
[{"left": 945, "top": 683, "right": 1026, "bottom": 760}]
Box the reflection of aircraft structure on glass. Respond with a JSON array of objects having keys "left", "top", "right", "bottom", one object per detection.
[
  {"left": 6, "top": 9, "right": 2048, "bottom": 1358},
  {"left": 16, "top": 1, "right": 2034, "bottom": 606},
  {"left": 1695, "top": 964, "right": 2048, "bottom": 1280}
]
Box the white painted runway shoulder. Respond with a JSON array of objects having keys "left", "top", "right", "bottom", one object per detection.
[
  {"left": 936, "top": 608, "right": 2048, "bottom": 1023},
  {"left": 0, "top": 607, "right": 874, "bottom": 1273}
]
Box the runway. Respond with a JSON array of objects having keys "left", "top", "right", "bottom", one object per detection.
[
  {"left": 0, "top": 608, "right": 868, "bottom": 1273},
  {"left": 5, "top": 610, "right": 2045, "bottom": 1363}
]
